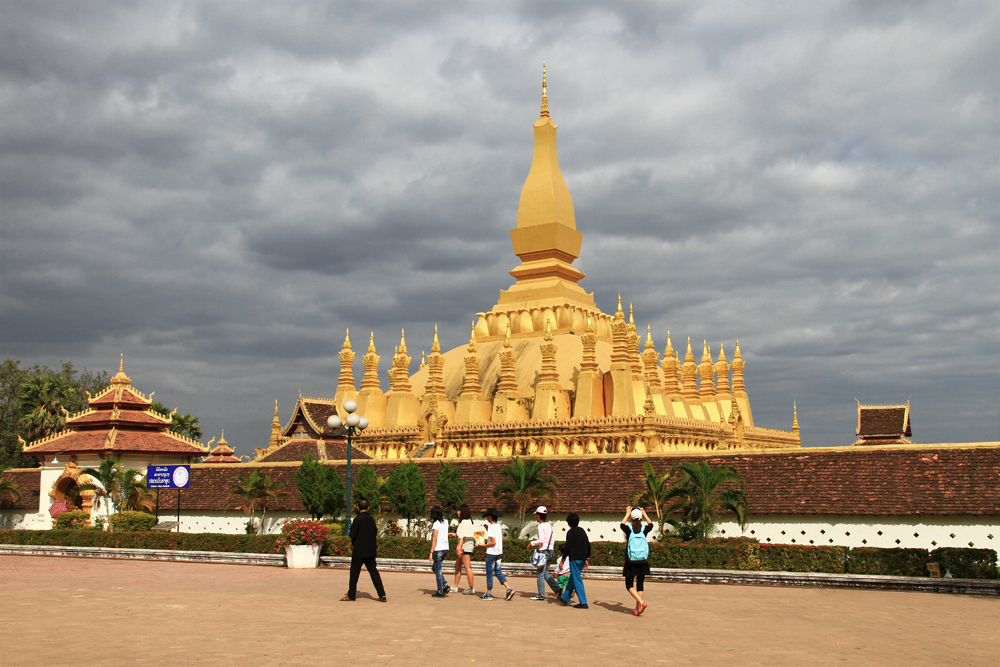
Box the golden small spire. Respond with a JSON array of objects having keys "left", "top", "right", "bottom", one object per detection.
[
  {"left": 397, "top": 328, "right": 408, "bottom": 355},
  {"left": 218, "top": 430, "right": 227, "bottom": 446},
  {"left": 111, "top": 353, "right": 130, "bottom": 385},
  {"left": 118, "top": 354, "right": 124, "bottom": 373},
  {"left": 734, "top": 338, "right": 741, "bottom": 359},
  {"left": 540, "top": 63, "right": 549, "bottom": 118},
  {"left": 367, "top": 332, "right": 376, "bottom": 354},
  {"left": 342, "top": 328, "right": 352, "bottom": 351},
  {"left": 685, "top": 337, "right": 694, "bottom": 361},
  {"left": 432, "top": 324, "right": 441, "bottom": 353},
  {"left": 544, "top": 319, "right": 553, "bottom": 341},
  {"left": 702, "top": 340, "right": 712, "bottom": 363},
  {"left": 468, "top": 322, "right": 478, "bottom": 350},
  {"left": 793, "top": 402, "right": 800, "bottom": 434},
  {"left": 629, "top": 304, "right": 634, "bottom": 326},
  {"left": 645, "top": 325, "right": 654, "bottom": 350},
  {"left": 718, "top": 343, "right": 727, "bottom": 363},
  {"left": 420, "top": 351, "right": 426, "bottom": 369},
  {"left": 616, "top": 293, "right": 623, "bottom": 317},
  {"left": 664, "top": 331, "right": 674, "bottom": 356}
]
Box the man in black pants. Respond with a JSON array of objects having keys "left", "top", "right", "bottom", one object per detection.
[{"left": 341, "top": 499, "right": 386, "bottom": 602}]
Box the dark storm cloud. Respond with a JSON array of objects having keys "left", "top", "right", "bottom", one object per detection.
[{"left": 0, "top": 1, "right": 996, "bottom": 452}]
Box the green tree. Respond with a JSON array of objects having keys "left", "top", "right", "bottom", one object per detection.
[
  {"left": 151, "top": 401, "right": 203, "bottom": 441},
  {"left": 1, "top": 359, "right": 108, "bottom": 468},
  {"left": 663, "top": 460, "right": 749, "bottom": 541},
  {"left": 18, "top": 374, "right": 74, "bottom": 441},
  {"left": 434, "top": 461, "right": 467, "bottom": 522},
  {"left": 0, "top": 474, "right": 21, "bottom": 507},
  {"left": 78, "top": 455, "right": 127, "bottom": 530},
  {"left": 225, "top": 469, "right": 288, "bottom": 535},
  {"left": 383, "top": 459, "right": 428, "bottom": 536},
  {"left": 123, "top": 470, "right": 156, "bottom": 512},
  {"left": 630, "top": 461, "right": 677, "bottom": 538},
  {"left": 296, "top": 455, "right": 345, "bottom": 519},
  {"left": 352, "top": 463, "right": 389, "bottom": 526},
  {"left": 492, "top": 457, "right": 558, "bottom": 538}
]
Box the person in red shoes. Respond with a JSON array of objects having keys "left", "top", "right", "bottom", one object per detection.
[
  {"left": 341, "top": 498, "right": 386, "bottom": 602},
  {"left": 621, "top": 506, "right": 653, "bottom": 616}
]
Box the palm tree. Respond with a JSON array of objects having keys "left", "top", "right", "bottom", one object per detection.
[
  {"left": 78, "top": 455, "right": 127, "bottom": 530},
  {"left": 122, "top": 469, "right": 156, "bottom": 512},
  {"left": 629, "top": 461, "right": 677, "bottom": 538},
  {"left": 492, "top": 457, "right": 558, "bottom": 538},
  {"left": 225, "top": 469, "right": 288, "bottom": 535},
  {"left": 0, "top": 476, "right": 21, "bottom": 507},
  {"left": 662, "top": 460, "right": 749, "bottom": 540},
  {"left": 18, "top": 374, "right": 74, "bottom": 441}
]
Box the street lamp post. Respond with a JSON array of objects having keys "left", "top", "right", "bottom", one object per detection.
[{"left": 327, "top": 399, "right": 368, "bottom": 535}]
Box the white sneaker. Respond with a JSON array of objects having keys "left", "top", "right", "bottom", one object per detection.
[{"left": 462, "top": 588, "right": 477, "bottom": 595}]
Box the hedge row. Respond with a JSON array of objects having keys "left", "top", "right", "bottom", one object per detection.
[{"left": 1, "top": 530, "right": 995, "bottom": 579}]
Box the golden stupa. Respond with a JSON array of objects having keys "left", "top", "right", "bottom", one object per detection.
[{"left": 260, "top": 69, "right": 800, "bottom": 462}]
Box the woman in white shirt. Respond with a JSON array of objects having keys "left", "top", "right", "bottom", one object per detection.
[
  {"left": 427, "top": 506, "right": 450, "bottom": 597},
  {"left": 449, "top": 504, "right": 476, "bottom": 595},
  {"left": 527, "top": 506, "right": 561, "bottom": 600}
]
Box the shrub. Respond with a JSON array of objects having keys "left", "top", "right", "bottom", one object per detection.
[
  {"left": 321, "top": 519, "right": 346, "bottom": 536},
  {"left": 0, "top": 529, "right": 279, "bottom": 553},
  {"left": 930, "top": 548, "right": 998, "bottom": 580},
  {"left": 275, "top": 519, "right": 329, "bottom": 550},
  {"left": 846, "top": 547, "right": 929, "bottom": 577},
  {"left": 110, "top": 511, "right": 157, "bottom": 532},
  {"left": 54, "top": 510, "right": 91, "bottom": 529},
  {"left": 758, "top": 544, "right": 849, "bottom": 573}
]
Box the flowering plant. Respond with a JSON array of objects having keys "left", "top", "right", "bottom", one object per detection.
[{"left": 275, "top": 519, "right": 330, "bottom": 549}]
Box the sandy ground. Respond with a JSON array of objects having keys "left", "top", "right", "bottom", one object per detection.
[{"left": 0, "top": 555, "right": 997, "bottom": 667}]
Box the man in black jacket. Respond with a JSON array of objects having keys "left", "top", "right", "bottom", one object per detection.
[
  {"left": 341, "top": 499, "right": 386, "bottom": 602},
  {"left": 559, "top": 512, "right": 590, "bottom": 608}
]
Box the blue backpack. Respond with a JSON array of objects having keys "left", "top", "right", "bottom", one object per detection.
[{"left": 627, "top": 526, "right": 649, "bottom": 562}]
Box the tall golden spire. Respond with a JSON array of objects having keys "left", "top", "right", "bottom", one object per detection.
[
  {"left": 793, "top": 402, "right": 800, "bottom": 435},
  {"left": 337, "top": 329, "right": 356, "bottom": 391},
  {"left": 496, "top": 66, "right": 594, "bottom": 315},
  {"left": 540, "top": 63, "right": 549, "bottom": 118},
  {"left": 360, "top": 332, "right": 380, "bottom": 390}
]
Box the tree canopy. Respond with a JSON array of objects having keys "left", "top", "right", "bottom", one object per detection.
[
  {"left": 296, "top": 455, "right": 345, "bottom": 519},
  {"left": 492, "top": 456, "right": 558, "bottom": 537},
  {"left": 151, "top": 401, "right": 203, "bottom": 441},
  {"left": 383, "top": 459, "right": 427, "bottom": 536},
  {"left": 434, "top": 461, "right": 467, "bottom": 520},
  {"left": 662, "top": 460, "right": 749, "bottom": 541},
  {"left": 1, "top": 359, "right": 109, "bottom": 468}
]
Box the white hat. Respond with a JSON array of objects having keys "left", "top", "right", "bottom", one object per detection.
[
  {"left": 630, "top": 508, "right": 643, "bottom": 520},
  {"left": 535, "top": 506, "right": 548, "bottom": 515}
]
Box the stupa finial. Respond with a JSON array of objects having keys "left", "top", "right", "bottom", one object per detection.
[
  {"left": 645, "top": 325, "right": 655, "bottom": 350},
  {"left": 342, "top": 328, "right": 352, "bottom": 351},
  {"left": 629, "top": 303, "right": 634, "bottom": 326},
  {"left": 367, "top": 332, "right": 376, "bottom": 354},
  {"left": 540, "top": 63, "right": 549, "bottom": 118},
  {"left": 432, "top": 325, "right": 441, "bottom": 353}
]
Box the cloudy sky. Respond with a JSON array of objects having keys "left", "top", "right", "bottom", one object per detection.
[{"left": 1, "top": 1, "right": 997, "bottom": 455}]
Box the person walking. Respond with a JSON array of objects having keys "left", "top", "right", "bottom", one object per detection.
[
  {"left": 450, "top": 503, "right": 476, "bottom": 595},
  {"left": 428, "top": 506, "right": 450, "bottom": 597},
  {"left": 622, "top": 506, "right": 653, "bottom": 616},
  {"left": 553, "top": 543, "right": 574, "bottom": 602},
  {"left": 480, "top": 507, "right": 515, "bottom": 601},
  {"left": 527, "top": 506, "right": 561, "bottom": 600},
  {"left": 341, "top": 498, "right": 386, "bottom": 602},
  {"left": 559, "top": 512, "right": 590, "bottom": 609}
]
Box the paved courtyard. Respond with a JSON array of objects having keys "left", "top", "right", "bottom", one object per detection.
[{"left": 0, "top": 555, "right": 996, "bottom": 666}]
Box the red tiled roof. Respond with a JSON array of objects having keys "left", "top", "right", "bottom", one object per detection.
[
  {"left": 302, "top": 401, "right": 341, "bottom": 437},
  {"left": 858, "top": 405, "right": 911, "bottom": 438},
  {"left": 88, "top": 386, "right": 151, "bottom": 409},
  {"left": 0, "top": 468, "right": 41, "bottom": 510},
  {"left": 203, "top": 454, "right": 242, "bottom": 463},
  {"left": 256, "top": 439, "right": 369, "bottom": 463},
  {"left": 68, "top": 410, "right": 170, "bottom": 427},
  {"left": 24, "top": 429, "right": 206, "bottom": 456},
  {"left": 173, "top": 445, "right": 1000, "bottom": 517}
]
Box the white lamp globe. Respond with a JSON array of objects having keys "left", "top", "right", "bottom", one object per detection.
[
  {"left": 358, "top": 416, "right": 369, "bottom": 430},
  {"left": 345, "top": 413, "right": 361, "bottom": 427},
  {"left": 327, "top": 415, "right": 342, "bottom": 430},
  {"left": 343, "top": 399, "right": 358, "bottom": 414}
]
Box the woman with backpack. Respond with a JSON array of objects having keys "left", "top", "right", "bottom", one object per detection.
[{"left": 622, "top": 505, "right": 653, "bottom": 616}]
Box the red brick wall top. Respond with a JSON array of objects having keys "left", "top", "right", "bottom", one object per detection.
[{"left": 176, "top": 446, "right": 1000, "bottom": 517}]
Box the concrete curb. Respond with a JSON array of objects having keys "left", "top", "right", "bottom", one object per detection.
[
  {"left": 3, "top": 545, "right": 996, "bottom": 595},
  {"left": 0, "top": 544, "right": 285, "bottom": 566}
]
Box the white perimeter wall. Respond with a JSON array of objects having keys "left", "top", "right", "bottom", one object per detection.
[{"left": 2, "top": 507, "right": 996, "bottom": 552}]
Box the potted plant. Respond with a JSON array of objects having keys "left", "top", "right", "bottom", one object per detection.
[{"left": 276, "top": 519, "right": 330, "bottom": 568}]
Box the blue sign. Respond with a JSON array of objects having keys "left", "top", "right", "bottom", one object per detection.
[{"left": 147, "top": 465, "right": 190, "bottom": 489}]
